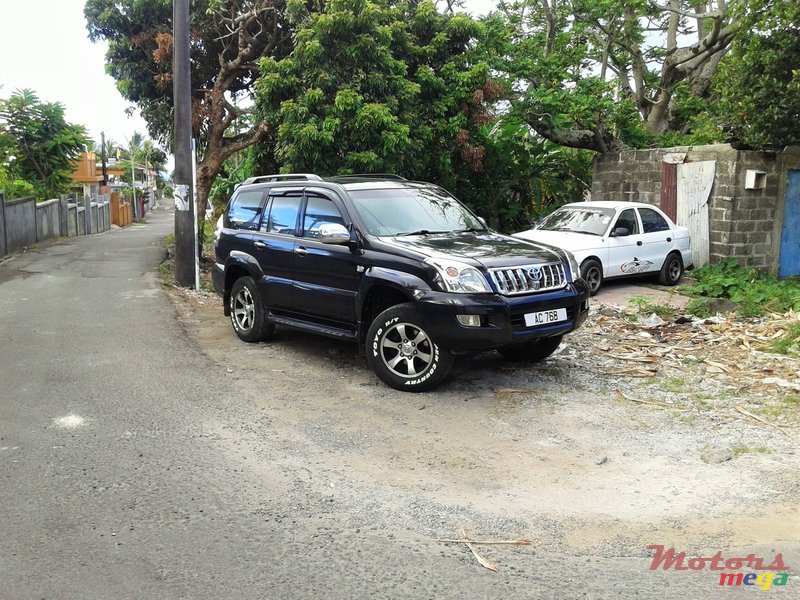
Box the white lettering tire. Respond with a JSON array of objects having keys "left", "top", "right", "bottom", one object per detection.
[{"left": 366, "top": 303, "right": 453, "bottom": 392}]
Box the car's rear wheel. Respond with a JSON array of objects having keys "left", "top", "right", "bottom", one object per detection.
[
  {"left": 580, "top": 259, "right": 603, "bottom": 295},
  {"left": 366, "top": 303, "right": 453, "bottom": 392},
  {"left": 230, "top": 277, "right": 274, "bottom": 342},
  {"left": 498, "top": 335, "right": 563, "bottom": 362},
  {"left": 658, "top": 253, "right": 684, "bottom": 286}
]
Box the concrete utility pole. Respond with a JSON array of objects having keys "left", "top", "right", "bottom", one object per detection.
[{"left": 173, "top": 0, "right": 196, "bottom": 287}]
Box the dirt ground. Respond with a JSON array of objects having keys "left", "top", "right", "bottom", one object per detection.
[{"left": 167, "top": 279, "right": 800, "bottom": 580}]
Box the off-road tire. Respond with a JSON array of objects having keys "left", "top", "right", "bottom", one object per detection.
[
  {"left": 229, "top": 277, "right": 274, "bottom": 342},
  {"left": 366, "top": 303, "right": 453, "bottom": 392}
]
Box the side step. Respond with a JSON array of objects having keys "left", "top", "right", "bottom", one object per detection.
[{"left": 268, "top": 314, "right": 357, "bottom": 341}]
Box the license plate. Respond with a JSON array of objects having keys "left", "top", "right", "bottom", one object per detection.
[{"left": 524, "top": 308, "right": 567, "bottom": 327}]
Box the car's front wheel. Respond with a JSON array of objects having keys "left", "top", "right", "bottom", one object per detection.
[
  {"left": 498, "top": 335, "right": 563, "bottom": 362},
  {"left": 658, "top": 252, "right": 684, "bottom": 286},
  {"left": 229, "top": 277, "right": 275, "bottom": 342},
  {"left": 366, "top": 303, "right": 454, "bottom": 392},
  {"left": 580, "top": 259, "right": 603, "bottom": 295}
]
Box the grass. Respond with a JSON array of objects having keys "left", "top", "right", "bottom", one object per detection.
[
  {"left": 767, "top": 322, "right": 800, "bottom": 357},
  {"left": 629, "top": 296, "right": 678, "bottom": 320},
  {"left": 732, "top": 445, "right": 771, "bottom": 458}
]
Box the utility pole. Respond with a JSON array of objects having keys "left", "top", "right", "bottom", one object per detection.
[
  {"left": 100, "top": 131, "right": 108, "bottom": 187},
  {"left": 130, "top": 144, "right": 137, "bottom": 220},
  {"left": 173, "top": 0, "right": 196, "bottom": 287}
]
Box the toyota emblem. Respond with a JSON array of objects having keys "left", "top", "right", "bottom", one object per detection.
[{"left": 527, "top": 267, "right": 542, "bottom": 281}]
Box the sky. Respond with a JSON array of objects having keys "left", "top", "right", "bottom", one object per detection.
[{"left": 0, "top": 0, "right": 498, "bottom": 162}]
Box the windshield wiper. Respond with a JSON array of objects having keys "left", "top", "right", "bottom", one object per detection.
[
  {"left": 396, "top": 229, "right": 447, "bottom": 236},
  {"left": 455, "top": 227, "right": 488, "bottom": 233}
]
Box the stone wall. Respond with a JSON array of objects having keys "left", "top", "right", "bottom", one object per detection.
[{"left": 592, "top": 144, "right": 800, "bottom": 274}]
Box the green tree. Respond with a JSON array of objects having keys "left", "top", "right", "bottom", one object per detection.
[
  {"left": 256, "top": 0, "right": 589, "bottom": 229},
  {"left": 84, "top": 0, "right": 302, "bottom": 214},
  {"left": 0, "top": 89, "right": 89, "bottom": 199},
  {"left": 488, "top": 0, "right": 757, "bottom": 153},
  {"left": 710, "top": 1, "right": 800, "bottom": 148}
]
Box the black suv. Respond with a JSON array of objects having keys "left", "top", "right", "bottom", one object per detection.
[{"left": 212, "top": 174, "right": 590, "bottom": 391}]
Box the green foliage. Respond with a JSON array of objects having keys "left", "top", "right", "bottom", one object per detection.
[
  {"left": 710, "top": 2, "right": 800, "bottom": 149},
  {"left": 629, "top": 296, "right": 678, "bottom": 321},
  {"left": 686, "top": 259, "right": 800, "bottom": 317},
  {"left": 0, "top": 164, "right": 35, "bottom": 199},
  {"left": 209, "top": 151, "right": 255, "bottom": 211},
  {"left": 0, "top": 89, "right": 89, "bottom": 199},
  {"left": 768, "top": 323, "right": 800, "bottom": 357},
  {"left": 256, "top": 0, "right": 590, "bottom": 230}
]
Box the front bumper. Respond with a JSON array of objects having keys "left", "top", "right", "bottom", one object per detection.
[{"left": 413, "top": 280, "right": 590, "bottom": 352}]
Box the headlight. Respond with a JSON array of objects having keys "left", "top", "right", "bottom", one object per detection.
[
  {"left": 565, "top": 251, "right": 581, "bottom": 282},
  {"left": 425, "top": 259, "right": 492, "bottom": 293}
]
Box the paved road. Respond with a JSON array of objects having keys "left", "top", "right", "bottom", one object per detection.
[{"left": 0, "top": 208, "right": 777, "bottom": 599}]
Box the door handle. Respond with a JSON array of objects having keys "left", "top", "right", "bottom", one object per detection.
[
  {"left": 637, "top": 241, "right": 643, "bottom": 246},
  {"left": 294, "top": 247, "right": 308, "bottom": 256},
  {"left": 254, "top": 241, "right": 266, "bottom": 249}
]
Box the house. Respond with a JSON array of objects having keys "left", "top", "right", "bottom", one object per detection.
[{"left": 69, "top": 151, "right": 104, "bottom": 199}]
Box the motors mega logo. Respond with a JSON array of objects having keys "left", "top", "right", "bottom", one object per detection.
[{"left": 648, "top": 545, "right": 791, "bottom": 590}]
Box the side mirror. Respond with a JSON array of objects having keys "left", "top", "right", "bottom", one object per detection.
[
  {"left": 612, "top": 227, "right": 630, "bottom": 237},
  {"left": 318, "top": 223, "right": 351, "bottom": 245}
]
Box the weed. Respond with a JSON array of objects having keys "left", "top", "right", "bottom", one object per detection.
[
  {"left": 686, "top": 297, "right": 712, "bottom": 318},
  {"left": 767, "top": 322, "right": 800, "bottom": 357},
  {"left": 732, "top": 445, "right": 771, "bottom": 458},
  {"left": 158, "top": 259, "right": 175, "bottom": 286},
  {"left": 784, "top": 394, "right": 800, "bottom": 406},
  {"left": 629, "top": 296, "right": 677, "bottom": 320},
  {"left": 661, "top": 377, "right": 688, "bottom": 393},
  {"left": 685, "top": 259, "right": 800, "bottom": 317}
]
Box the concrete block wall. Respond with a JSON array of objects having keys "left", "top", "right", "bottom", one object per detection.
[
  {"left": 1, "top": 192, "right": 115, "bottom": 259},
  {"left": 36, "top": 199, "right": 61, "bottom": 242},
  {"left": 592, "top": 144, "right": 797, "bottom": 273},
  {"left": 4, "top": 196, "right": 38, "bottom": 254}
]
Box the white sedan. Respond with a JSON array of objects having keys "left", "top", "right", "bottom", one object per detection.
[{"left": 514, "top": 201, "right": 693, "bottom": 295}]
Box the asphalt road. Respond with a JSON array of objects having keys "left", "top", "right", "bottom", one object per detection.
[{"left": 0, "top": 207, "right": 785, "bottom": 599}]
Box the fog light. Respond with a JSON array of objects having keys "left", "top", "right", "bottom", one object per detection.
[{"left": 457, "top": 314, "right": 481, "bottom": 327}]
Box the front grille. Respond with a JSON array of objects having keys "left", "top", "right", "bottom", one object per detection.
[{"left": 489, "top": 263, "right": 567, "bottom": 295}]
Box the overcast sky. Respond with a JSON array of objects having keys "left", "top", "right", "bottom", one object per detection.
[{"left": 0, "top": 0, "right": 498, "bottom": 158}]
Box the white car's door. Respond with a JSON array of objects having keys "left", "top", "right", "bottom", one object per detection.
[
  {"left": 637, "top": 207, "right": 676, "bottom": 273},
  {"left": 606, "top": 208, "right": 649, "bottom": 277}
]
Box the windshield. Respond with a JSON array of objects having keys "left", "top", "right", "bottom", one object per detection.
[
  {"left": 538, "top": 206, "right": 615, "bottom": 236},
  {"left": 348, "top": 186, "right": 484, "bottom": 236}
]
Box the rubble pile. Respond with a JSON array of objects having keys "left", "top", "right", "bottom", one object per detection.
[{"left": 567, "top": 306, "right": 800, "bottom": 425}]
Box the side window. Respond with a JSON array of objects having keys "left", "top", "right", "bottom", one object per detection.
[
  {"left": 614, "top": 208, "right": 640, "bottom": 235},
  {"left": 263, "top": 194, "right": 302, "bottom": 235},
  {"left": 302, "top": 195, "right": 345, "bottom": 239},
  {"left": 639, "top": 207, "right": 670, "bottom": 233},
  {"left": 227, "top": 190, "right": 264, "bottom": 230}
]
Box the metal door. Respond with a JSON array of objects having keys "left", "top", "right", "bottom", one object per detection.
[
  {"left": 677, "top": 161, "right": 715, "bottom": 268},
  {"left": 779, "top": 169, "right": 800, "bottom": 277}
]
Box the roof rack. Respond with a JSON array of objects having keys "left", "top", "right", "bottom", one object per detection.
[
  {"left": 239, "top": 173, "right": 323, "bottom": 186},
  {"left": 333, "top": 173, "right": 407, "bottom": 180}
]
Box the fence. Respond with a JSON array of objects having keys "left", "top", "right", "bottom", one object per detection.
[{"left": 0, "top": 191, "right": 116, "bottom": 259}]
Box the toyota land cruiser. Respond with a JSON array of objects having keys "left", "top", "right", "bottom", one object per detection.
[{"left": 212, "top": 174, "right": 590, "bottom": 391}]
